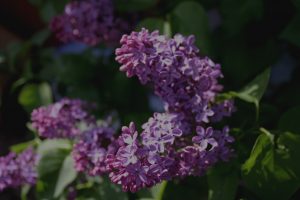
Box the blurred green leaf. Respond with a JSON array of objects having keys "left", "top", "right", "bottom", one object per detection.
[
  {"left": 97, "top": 178, "right": 128, "bottom": 200},
  {"left": 242, "top": 130, "right": 300, "bottom": 200},
  {"left": 170, "top": 1, "right": 211, "bottom": 54},
  {"left": 37, "top": 139, "right": 72, "bottom": 199},
  {"left": 6, "top": 42, "right": 31, "bottom": 73},
  {"left": 37, "top": 139, "right": 71, "bottom": 156},
  {"left": 40, "top": 2, "right": 57, "bottom": 22},
  {"left": 150, "top": 181, "right": 167, "bottom": 200},
  {"left": 220, "top": 0, "right": 263, "bottom": 35},
  {"left": 30, "top": 29, "right": 51, "bottom": 46},
  {"left": 18, "top": 82, "right": 52, "bottom": 112},
  {"left": 115, "top": 0, "right": 157, "bottom": 12},
  {"left": 136, "top": 18, "right": 172, "bottom": 37},
  {"left": 28, "top": 0, "right": 68, "bottom": 22},
  {"left": 54, "top": 155, "right": 77, "bottom": 198},
  {"left": 280, "top": 14, "right": 300, "bottom": 47},
  {"left": 279, "top": 106, "right": 300, "bottom": 133},
  {"left": 292, "top": 0, "right": 300, "bottom": 10},
  {"left": 208, "top": 163, "right": 238, "bottom": 200},
  {"left": 10, "top": 140, "right": 37, "bottom": 153},
  {"left": 21, "top": 184, "right": 31, "bottom": 200},
  {"left": 162, "top": 177, "right": 208, "bottom": 200}
]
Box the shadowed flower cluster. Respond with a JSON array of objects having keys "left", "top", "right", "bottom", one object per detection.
[
  {"left": 31, "top": 98, "right": 95, "bottom": 139},
  {"left": 72, "top": 122, "right": 117, "bottom": 176},
  {"left": 0, "top": 148, "right": 38, "bottom": 191},
  {"left": 50, "top": 0, "right": 129, "bottom": 46}
]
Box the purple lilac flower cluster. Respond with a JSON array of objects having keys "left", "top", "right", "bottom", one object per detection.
[
  {"left": 106, "top": 113, "right": 234, "bottom": 192},
  {"left": 50, "top": 0, "right": 129, "bottom": 46},
  {"left": 0, "top": 148, "right": 38, "bottom": 191},
  {"left": 31, "top": 98, "right": 95, "bottom": 139},
  {"left": 107, "top": 28, "right": 236, "bottom": 191},
  {"left": 115, "top": 28, "right": 234, "bottom": 129}
]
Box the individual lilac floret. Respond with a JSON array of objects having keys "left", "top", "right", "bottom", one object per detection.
[
  {"left": 141, "top": 112, "right": 182, "bottom": 153},
  {"left": 0, "top": 148, "right": 38, "bottom": 191},
  {"left": 116, "top": 28, "right": 225, "bottom": 128},
  {"left": 72, "top": 125, "right": 115, "bottom": 176},
  {"left": 210, "top": 99, "right": 236, "bottom": 122},
  {"left": 50, "top": 0, "right": 129, "bottom": 46},
  {"left": 31, "top": 98, "right": 95, "bottom": 139}
]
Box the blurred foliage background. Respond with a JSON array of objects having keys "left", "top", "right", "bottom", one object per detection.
[{"left": 0, "top": 0, "right": 299, "bottom": 199}]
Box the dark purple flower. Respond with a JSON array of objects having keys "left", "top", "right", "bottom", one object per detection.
[{"left": 50, "top": 0, "right": 129, "bottom": 46}]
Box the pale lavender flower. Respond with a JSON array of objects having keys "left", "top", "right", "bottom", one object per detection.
[{"left": 141, "top": 112, "right": 182, "bottom": 153}]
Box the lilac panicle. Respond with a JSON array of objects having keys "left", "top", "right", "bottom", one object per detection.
[
  {"left": 110, "top": 28, "right": 236, "bottom": 192},
  {"left": 115, "top": 28, "right": 227, "bottom": 129},
  {"left": 31, "top": 98, "right": 95, "bottom": 139},
  {"left": 50, "top": 0, "right": 129, "bottom": 46},
  {"left": 0, "top": 148, "right": 38, "bottom": 191}
]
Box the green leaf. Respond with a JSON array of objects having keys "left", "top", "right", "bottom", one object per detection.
[
  {"left": 220, "top": 0, "right": 263, "bottom": 35},
  {"left": 150, "top": 181, "right": 167, "bottom": 200},
  {"left": 242, "top": 130, "right": 300, "bottom": 200},
  {"left": 280, "top": 14, "right": 300, "bottom": 47},
  {"left": 54, "top": 155, "right": 77, "bottom": 198},
  {"left": 115, "top": 0, "right": 157, "bottom": 12},
  {"left": 21, "top": 184, "right": 31, "bottom": 200},
  {"left": 37, "top": 139, "right": 72, "bottom": 199},
  {"left": 208, "top": 163, "right": 238, "bottom": 200},
  {"left": 10, "top": 140, "right": 37, "bottom": 153},
  {"left": 30, "top": 29, "right": 51, "bottom": 46},
  {"left": 37, "top": 139, "right": 71, "bottom": 156},
  {"left": 279, "top": 106, "right": 300, "bottom": 133},
  {"left": 170, "top": 1, "right": 211, "bottom": 54},
  {"left": 136, "top": 18, "right": 172, "bottom": 37},
  {"left": 95, "top": 177, "right": 128, "bottom": 200},
  {"left": 18, "top": 82, "right": 52, "bottom": 113},
  {"left": 235, "top": 67, "right": 270, "bottom": 103},
  {"left": 230, "top": 67, "right": 270, "bottom": 117}
]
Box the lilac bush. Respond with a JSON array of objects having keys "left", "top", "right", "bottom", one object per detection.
[{"left": 27, "top": 28, "right": 236, "bottom": 193}]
